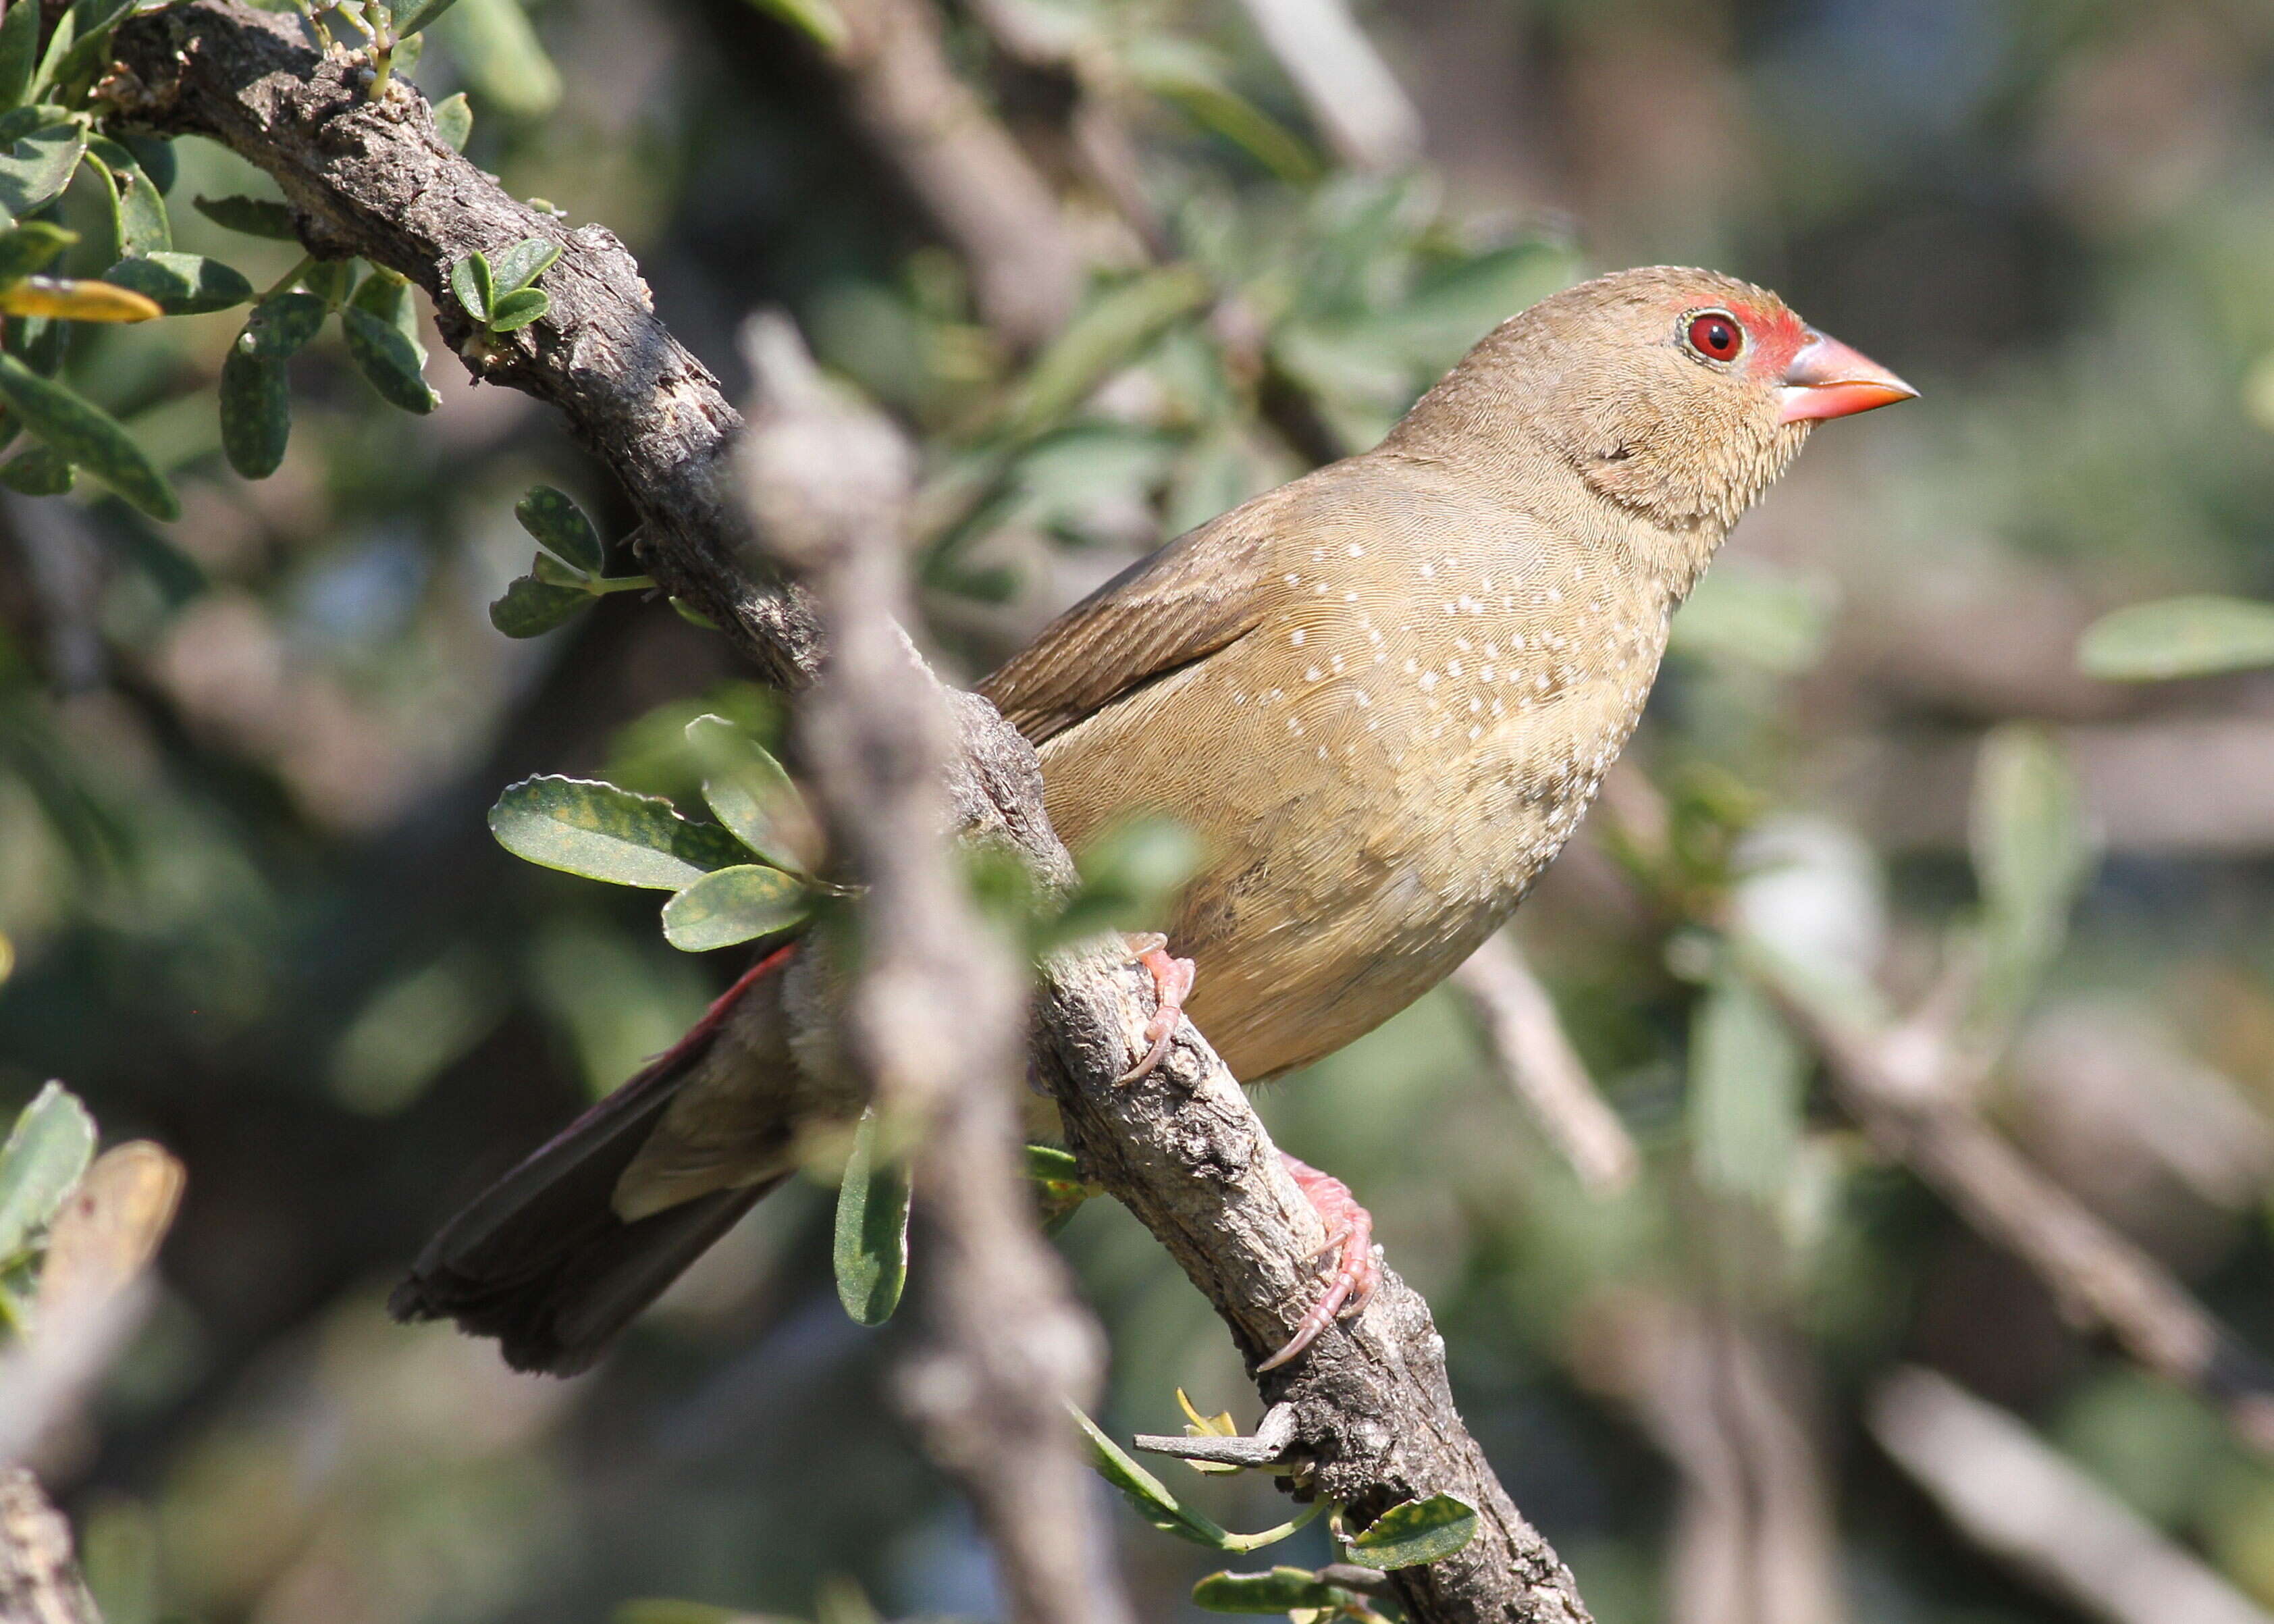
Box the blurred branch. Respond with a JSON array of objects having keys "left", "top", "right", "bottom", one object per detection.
[
  {"left": 1870, "top": 1365, "right": 2274, "bottom": 1624},
  {"left": 812, "top": 0, "right": 1083, "bottom": 350},
  {"left": 1230, "top": 0, "right": 1425, "bottom": 172},
  {"left": 740, "top": 314, "right": 1123, "bottom": 1624},
  {"left": 1452, "top": 931, "right": 1638, "bottom": 1195},
  {"left": 0, "top": 1469, "right": 101, "bottom": 1624},
  {"left": 1748, "top": 947, "right": 2274, "bottom": 1457},
  {"left": 1579, "top": 1297, "right": 1844, "bottom": 1624},
  {"left": 113, "top": 11, "right": 1591, "bottom": 1616}
]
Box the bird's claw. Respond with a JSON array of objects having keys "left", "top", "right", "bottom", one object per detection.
[
  {"left": 1118, "top": 934, "right": 1195, "bottom": 1083},
  {"left": 1258, "top": 1153, "right": 1380, "bottom": 1371}
]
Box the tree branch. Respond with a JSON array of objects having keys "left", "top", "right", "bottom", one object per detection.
[{"left": 109, "top": 7, "right": 1592, "bottom": 1618}]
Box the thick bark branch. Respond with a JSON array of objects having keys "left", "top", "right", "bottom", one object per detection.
[{"left": 109, "top": 7, "right": 1591, "bottom": 1618}]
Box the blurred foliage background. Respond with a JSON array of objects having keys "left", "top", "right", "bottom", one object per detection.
[{"left": 11, "top": 0, "right": 2274, "bottom": 1619}]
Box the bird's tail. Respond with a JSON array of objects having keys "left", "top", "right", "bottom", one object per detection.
[{"left": 389, "top": 947, "right": 798, "bottom": 1375}]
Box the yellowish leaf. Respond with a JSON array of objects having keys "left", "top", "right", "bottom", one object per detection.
[{"left": 0, "top": 276, "right": 161, "bottom": 322}]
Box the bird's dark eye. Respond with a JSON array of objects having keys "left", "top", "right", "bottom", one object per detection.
[{"left": 1685, "top": 311, "right": 1743, "bottom": 362}]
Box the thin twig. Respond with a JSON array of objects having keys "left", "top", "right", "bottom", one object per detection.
[
  {"left": 1871, "top": 1366, "right": 2273, "bottom": 1624},
  {"left": 1230, "top": 0, "right": 1425, "bottom": 173},
  {"left": 1451, "top": 932, "right": 1638, "bottom": 1194}
]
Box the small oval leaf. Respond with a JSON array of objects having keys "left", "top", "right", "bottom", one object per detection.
[
  {"left": 1190, "top": 1569, "right": 1350, "bottom": 1614},
  {"left": 487, "top": 573, "right": 591, "bottom": 637},
  {"left": 685, "top": 713, "right": 811, "bottom": 872},
  {"left": 487, "top": 236, "right": 560, "bottom": 296},
  {"left": 486, "top": 285, "right": 547, "bottom": 333},
  {"left": 340, "top": 304, "right": 438, "bottom": 413},
  {"left": 487, "top": 775, "right": 745, "bottom": 889},
  {"left": 514, "top": 483, "right": 604, "bottom": 573},
  {"left": 101, "top": 253, "right": 252, "bottom": 315},
  {"left": 0, "top": 440, "right": 70, "bottom": 494},
  {"left": 218, "top": 346, "right": 290, "bottom": 479},
  {"left": 192, "top": 193, "right": 298, "bottom": 241},
  {"left": 0, "top": 1080, "right": 97, "bottom": 1262},
  {"left": 238, "top": 290, "right": 327, "bottom": 360},
  {"left": 449, "top": 250, "right": 492, "bottom": 321},
  {"left": 1345, "top": 1494, "right": 1479, "bottom": 1571},
  {"left": 0, "top": 116, "right": 83, "bottom": 217},
  {"left": 832, "top": 1108, "right": 911, "bottom": 1326},
  {"left": 660, "top": 864, "right": 812, "bottom": 952},
  {"left": 0, "top": 352, "right": 176, "bottom": 519},
  {"left": 431, "top": 91, "right": 473, "bottom": 152},
  {"left": 2078, "top": 594, "right": 2274, "bottom": 682},
  {"left": 0, "top": 0, "right": 37, "bottom": 113}
]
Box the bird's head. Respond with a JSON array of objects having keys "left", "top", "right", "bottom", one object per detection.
[{"left": 1390, "top": 265, "right": 1915, "bottom": 552}]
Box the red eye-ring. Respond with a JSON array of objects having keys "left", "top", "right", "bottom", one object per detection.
[{"left": 1685, "top": 311, "right": 1743, "bottom": 362}]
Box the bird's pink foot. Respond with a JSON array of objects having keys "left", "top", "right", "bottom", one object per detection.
[
  {"left": 1258, "top": 1153, "right": 1381, "bottom": 1371},
  {"left": 1118, "top": 933, "right": 1195, "bottom": 1083}
]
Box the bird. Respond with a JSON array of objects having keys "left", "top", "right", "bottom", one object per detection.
[{"left": 391, "top": 265, "right": 1914, "bottom": 1376}]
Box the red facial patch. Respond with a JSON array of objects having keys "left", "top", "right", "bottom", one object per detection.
[{"left": 1722, "top": 298, "right": 1808, "bottom": 379}]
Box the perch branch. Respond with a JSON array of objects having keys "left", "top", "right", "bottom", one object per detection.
[{"left": 109, "top": 7, "right": 1591, "bottom": 1617}]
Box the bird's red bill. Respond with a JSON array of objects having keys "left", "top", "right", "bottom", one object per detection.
[{"left": 1778, "top": 330, "right": 1918, "bottom": 423}]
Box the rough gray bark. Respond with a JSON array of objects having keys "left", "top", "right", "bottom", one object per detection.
[
  {"left": 105, "top": 7, "right": 1593, "bottom": 1619},
  {"left": 0, "top": 1470, "right": 101, "bottom": 1624}
]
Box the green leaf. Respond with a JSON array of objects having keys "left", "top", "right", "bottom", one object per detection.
[
  {"left": 303, "top": 258, "right": 358, "bottom": 307},
  {"left": 743, "top": 0, "right": 846, "bottom": 51},
  {"left": 1970, "top": 725, "right": 2094, "bottom": 1026},
  {"left": 1689, "top": 966, "right": 1805, "bottom": 1201},
  {"left": 0, "top": 1080, "right": 96, "bottom": 1264},
  {"left": 1668, "top": 561, "right": 1829, "bottom": 675},
  {"left": 0, "top": 276, "right": 157, "bottom": 323},
  {"left": 1345, "top": 1494, "right": 1480, "bottom": 1571},
  {"left": 239, "top": 290, "right": 327, "bottom": 360},
  {"left": 340, "top": 304, "right": 439, "bottom": 413},
  {"left": 0, "top": 439, "right": 67, "bottom": 494},
  {"left": 0, "top": 352, "right": 176, "bottom": 519},
  {"left": 218, "top": 346, "right": 290, "bottom": 479},
  {"left": 2078, "top": 594, "right": 2274, "bottom": 681},
  {"left": 0, "top": 221, "right": 71, "bottom": 286},
  {"left": 486, "top": 285, "right": 547, "bottom": 333},
  {"left": 0, "top": 1, "right": 38, "bottom": 115},
  {"left": 684, "top": 713, "right": 810, "bottom": 872},
  {"left": 530, "top": 550, "right": 588, "bottom": 588},
  {"left": 102, "top": 253, "right": 253, "bottom": 315},
  {"left": 449, "top": 250, "right": 492, "bottom": 321},
  {"left": 487, "top": 775, "right": 747, "bottom": 888},
  {"left": 88, "top": 139, "right": 167, "bottom": 255},
  {"left": 488, "top": 236, "right": 560, "bottom": 296},
  {"left": 487, "top": 573, "right": 591, "bottom": 637},
  {"left": 33, "top": 0, "right": 130, "bottom": 99},
  {"left": 1129, "top": 38, "right": 1321, "bottom": 186},
  {"left": 0, "top": 115, "right": 84, "bottom": 217},
  {"left": 192, "top": 194, "right": 297, "bottom": 242},
  {"left": 431, "top": 90, "right": 473, "bottom": 152},
  {"left": 832, "top": 1108, "right": 911, "bottom": 1326},
  {"left": 1190, "top": 1568, "right": 1351, "bottom": 1615},
  {"left": 435, "top": 0, "right": 562, "bottom": 117},
  {"left": 514, "top": 483, "right": 604, "bottom": 573},
  {"left": 1001, "top": 265, "right": 1212, "bottom": 440},
  {"left": 118, "top": 132, "right": 174, "bottom": 198},
  {"left": 391, "top": 0, "right": 465, "bottom": 36},
  {"left": 1067, "top": 1403, "right": 1319, "bottom": 1552},
  {"left": 1023, "top": 1145, "right": 1082, "bottom": 1183},
  {"left": 660, "top": 864, "right": 811, "bottom": 952},
  {"left": 1049, "top": 815, "right": 1201, "bottom": 947}
]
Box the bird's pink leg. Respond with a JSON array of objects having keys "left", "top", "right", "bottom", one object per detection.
[
  {"left": 1258, "top": 1153, "right": 1381, "bottom": 1371},
  {"left": 1117, "top": 933, "right": 1195, "bottom": 1083}
]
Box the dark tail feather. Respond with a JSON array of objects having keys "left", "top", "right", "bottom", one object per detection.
[{"left": 391, "top": 949, "right": 793, "bottom": 1376}]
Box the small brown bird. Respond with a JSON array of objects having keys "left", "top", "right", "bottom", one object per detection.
[{"left": 394, "top": 267, "right": 1913, "bottom": 1373}]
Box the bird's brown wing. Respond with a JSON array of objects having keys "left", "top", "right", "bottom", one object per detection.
[{"left": 978, "top": 497, "right": 1279, "bottom": 745}]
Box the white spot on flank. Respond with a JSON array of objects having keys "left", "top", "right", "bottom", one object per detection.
[
  {"left": 1419, "top": 671, "right": 1437, "bottom": 691},
  {"left": 1348, "top": 544, "right": 1364, "bottom": 556},
  {"left": 1447, "top": 658, "right": 1462, "bottom": 675},
  {"left": 1290, "top": 628, "right": 1306, "bottom": 646},
  {"left": 1419, "top": 562, "right": 1434, "bottom": 579},
  {"left": 1306, "top": 666, "right": 1323, "bottom": 682}
]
